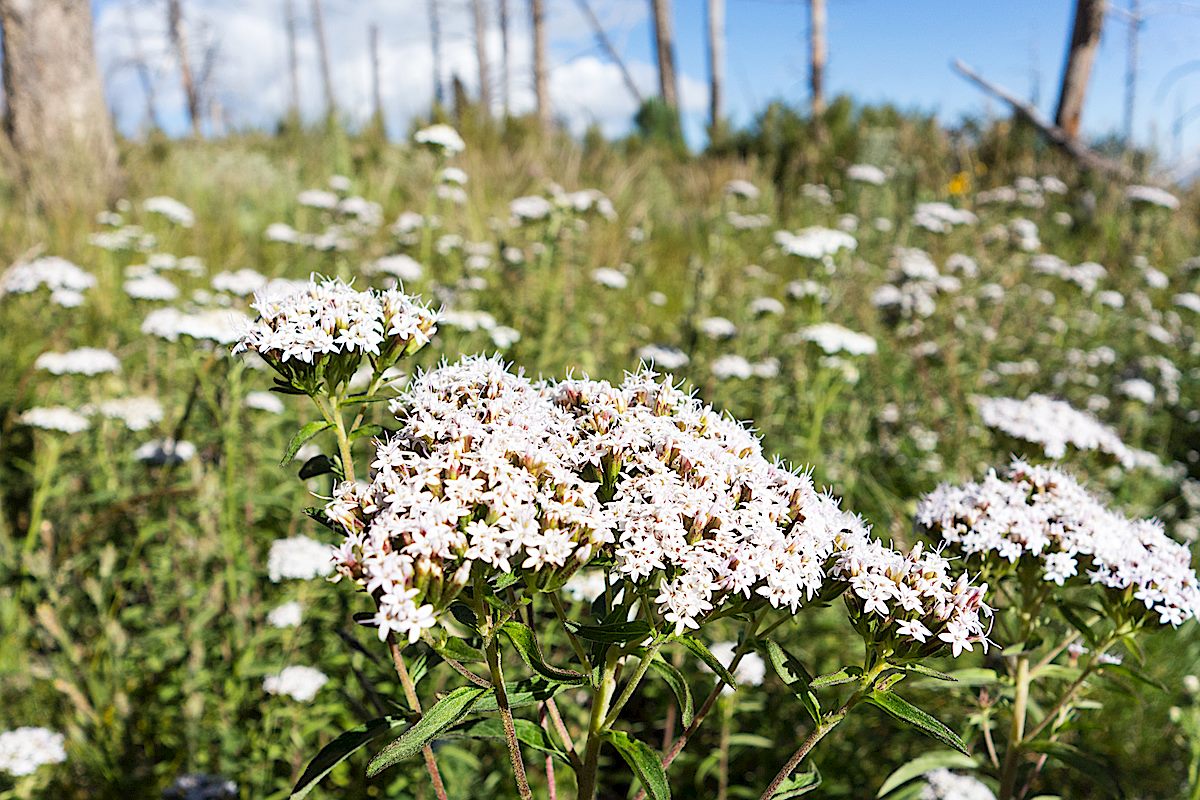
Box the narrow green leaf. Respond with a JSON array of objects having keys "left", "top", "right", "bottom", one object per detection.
[
  {"left": 1099, "top": 663, "right": 1167, "bottom": 693},
  {"left": 602, "top": 730, "right": 671, "bottom": 800},
  {"left": 649, "top": 656, "right": 694, "bottom": 727},
  {"left": 1024, "top": 742, "right": 1122, "bottom": 797},
  {"left": 431, "top": 636, "right": 486, "bottom": 664},
  {"left": 498, "top": 621, "right": 588, "bottom": 685},
  {"left": 913, "top": 668, "right": 997, "bottom": 689},
  {"left": 290, "top": 716, "right": 406, "bottom": 798},
  {"left": 474, "top": 677, "right": 564, "bottom": 712},
  {"left": 366, "top": 686, "right": 488, "bottom": 777},
  {"left": 298, "top": 454, "right": 337, "bottom": 480},
  {"left": 866, "top": 691, "right": 968, "bottom": 755},
  {"left": 349, "top": 423, "right": 384, "bottom": 442},
  {"left": 811, "top": 666, "right": 862, "bottom": 689},
  {"left": 875, "top": 750, "right": 978, "bottom": 797},
  {"left": 763, "top": 639, "right": 821, "bottom": 724},
  {"left": 443, "top": 717, "right": 568, "bottom": 762},
  {"left": 569, "top": 619, "right": 651, "bottom": 644},
  {"left": 679, "top": 636, "right": 737, "bottom": 687},
  {"left": 772, "top": 765, "right": 822, "bottom": 798},
  {"left": 281, "top": 420, "right": 332, "bottom": 465},
  {"left": 902, "top": 663, "right": 957, "bottom": 682}
]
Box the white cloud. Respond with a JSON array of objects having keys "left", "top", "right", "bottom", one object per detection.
[{"left": 94, "top": 0, "right": 704, "bottom": 139}]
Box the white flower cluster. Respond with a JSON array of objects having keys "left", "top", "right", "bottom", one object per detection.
[
  {"left": 723, "top": 179, "right": 761, "bottom": 200},
  {"left": 35, "top": 348, "right": 121, "bottom": 376},
  {"left": 974, "top": 393, "right": 1159, "bottom": 471},
  {"left": 797, "top": 323, "right": 878, "bottom": 356},
  {"left": 326, "top": 357, "right": 989, "bottom": 654},
  {"left": 0, "top": 256, "right": 96, "bottom": 307},
  {"left": 1125, "top": 184, "right": 1179, "bottom": 210},
  {"left": 1030, "top": 254, "right": 1107, "bottom": 294},
  {"left": 912, "top": 202, "right": 977, "bottom": 233},
  {"left": 846, "top": 163, "right": 887, "bottom": 186},
  {"left": 20, "top": 406, "right": 90, "bottom": 434},
  {"left": 917, "top": 460, "right": 1200, "bottom": 626},
  {"left": 267, "top": 601, "right": 303, "bottom": 628},
  {"left": 268, "top": 535, "right": 335, "bottom": 583},
  {"left": 143, "top": 307, "right": 251, "bottom": 346},
  {"left": 233, "top": 278, "right": 437, "bottom": 389},
  {"left": 872, "top": 248, "right": 961, "bottom": 320},
  {"left": 920, "top": 769, "right": 995, "bottom": 800},
  {"left": 774, "top": 227, "right": 857, "bottom": 260},
  {"left": 0, "top": 727, "right": 67, "bottom": 776},
  {"left": 134, "top": 438, "right": 196, "bottom": 465},
  {"left": 414, "top": 124, "right": 466, "bottom": 155},
  {"left": 91, "top": 396, "right": 164, "bottom": 431},
  {"left": 144, "top": 196, "right": 196, "bottom": 227},
  {"left": 263, "top": 665, "right": 328, "bottom": 702},
  {"left": 708, "top": 641, "right": 767, "bottom": 695}
]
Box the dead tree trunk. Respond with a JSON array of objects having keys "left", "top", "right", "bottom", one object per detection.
[
  {"left": 531, "top": 0, "right": 550, "bottom": 129},
  {"left": 1123, "top": 0, "right": 1141, "bottom": 143},
  {"left": 167, "top": 0, "right": 202, "bottom": 136},
  {"left": 471, "top": 0, "right": 492, "bottom": 112},
  {"left": 0, "top": 0, "right": 119, "bottom": 204},
  {"left": 369, "top": 22, "right": 384, "bottom": 128},
  {"left": 310, "top": 0, "right": 336, "bottom": 119},
  {"left": 809, "top": 0, "right": 826, "bottom": 118},
  {"left": 284, "top": 0, "right": 301, "bottom": 120},
  {"left": 499, "top": 0, "right": 510, "bottom": 115},
  {"left": 707, "top": 0, "right": 724, "bottom": 133},
  {"left": 650, "top": 0, "right": 679, "bottom": 109},
  {"left": 1055, "top": 0, "right": 1107, "bottom": 140},
  {"left": 574, "top": 0, "right": 642, "bottom": 105},
  {"left": 428, "top": 0, "right": 445, "bottom": 108},
  {"left": 124, "top": 0, "right": 160, "bottom": 131},
  {"left": 954, "top": 59, "right": 1132, "bottom": 179}
]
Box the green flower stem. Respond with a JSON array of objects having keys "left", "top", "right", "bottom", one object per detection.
[
  {"left": 314, "top": 395, "right": 357, "bottom": 482},
  {"left": 601, "top": 639, "right": 665, "bottom": 730},
  {"left": 757, "top": 660, "right": 886, "bottom": 800},
  {"left": 23, "top": 435, "right": 62, "bottom": 556},
  {"left": 997, "top": 655, "right": 1031, "bottom": 800},
  {"left": 388, "top": 637, "right": 449, "bottom": 800},
  {"left": 485, "top": 636, "right": 535, "bottom": 800},
  {"left": 717, "top": 697, "right": 733, "bottom": 800},
  {"left": 549, "top": 591, "right": 592, "bottom": 669},
  {"left": 577, "top": 649, "right": 620, "bottom": 800}
]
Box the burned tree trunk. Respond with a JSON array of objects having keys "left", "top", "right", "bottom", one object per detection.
[
  {"left": 0, "top": 0, "right": 119, "bottom": 205},
  {"left": 471, "top": 0, "right": 492, "bottom": 112},
  {"left": 167, "top": 0, "right": 201, "bottom": 136},
  {"left": 809, "top": 0, "right": 826, "bottom": 118},
  {"left": 284, "top": 0, "right": 301, "bottom": 120},
  {"left": 707, "top": 0, "right": 724, "bottom": 133},
  {"left": 530, "top": 0, "right": 550, "bottom": 129},
  {"left": 1055, "top": 0, "right": 1107, "bottom": 140},
  {"left": 574, "top": 0, "right": 642, "bottom": 105},
  {"left": 650, "top": 0, "right": 679, "bottom": 109},
  {"left": 429, "top": 0, "right": 445, "bottom": 108},
  {"left": 499, "top": 0, "right": 510, "bottom": 115},
  {"left": 310, "top": 0, "right": 336, "bottom": 119}
]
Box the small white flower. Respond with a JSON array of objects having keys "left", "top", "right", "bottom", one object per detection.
[
  {"left": 267, "top": 601, "right": 304, "bottom": 629},
  {"left": 263, "top": 665, "right": 328, "bottom": 702},
  {"left": 268, "top": 536, "right": 334, "bottom": 582},
  {"left": 0, "top": 727, "right": 67, "bottom": 776}
]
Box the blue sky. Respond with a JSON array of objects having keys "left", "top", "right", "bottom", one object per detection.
[{"left": 87, "top": 1, "right": 1200, "bottom": 162}]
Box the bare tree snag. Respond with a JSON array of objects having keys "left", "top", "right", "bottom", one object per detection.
[
  {"left": 471, "top": 0, "right": 492, "bottom": 112},
  {"left": 369, "top": 22, "right": 384, "bottom": 128},
  {"left": 953, "top": 59, "right": 1132, "bottom": 179},
  {"left": 124, "top": 0, "right": 160, "bottom": 131},
  {"left": 0, "top": 0, "right": 119, "bottom": 205},
  {"left": 707, "top": 0, "right": 724, "bottom": 131},
  {"left": 428, "top": 0, "right": 445, "bottom": 108},
  {"left": 574, "top": 0, "right": 642, "bottom": 105},
  {"left": 809, "top": 0, "right": 826, "bottom": 118},
  {"left": 530, "top": 0, "right": 550, "bottom": 129},
  {"left": 499, "top": 0, "right": 510, "bottom": 115},
  {"left": 310, "top": 0, "right": 335, "bottom": 119},
  {"left": 1055, "top": 0, "right": 1107, "bottom": 140},
  {"left": 650, "top": 0, "right": 679, "bottom": 109},
  {"left": 167, "top": 0, "right": 202, "bottom": 136},
  {"left": 284, "top": 0, "right": 301, "bottom": 119}
]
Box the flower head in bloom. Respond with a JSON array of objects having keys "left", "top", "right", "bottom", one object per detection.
[
  {"left": 974, "top": 393, "right": 1160, "bottom": 471},
  {"left": 0, "top": 728, "right": 67, "bottom": 776},
  {"left": 920, "top": 769, "right": 995, "bottom": 800},
  {"left": 366, "top": 254, "right": 424, "bottom": 283},
  {"left": 414, "top": 124, "right": 465, "bottom": 155},
  {"left": 723, "top": 179, "right": 760, "bottom": 200},
  {"left": 708, "top": 641, "right": 767, "bottom": 695},
  {"left": 263, "top": 665, "right": 328, "bottom": 702},
  {"left": 1125, "top": 184, "right": 1179, "bottom": 210},
  {"left": 0, "top": 256, "right": 96, "bottom": 307},
  {"left": 267, "top": 601, "right": 304, "bottom": 628},
  {"left": 233, "top": 277, "right": 437, "bottom": 396},
  {"left": 846, "top": 164, "right": 887, "bottom": 186},
  {"left": 143, "top": 307, "right": 251, "bottom": 346},
  {"left": 917, "top": 459, "right": 1200, "bottom": 627},
  {"left": 325, "top": 357, "right": 989, "bottom": 655},
  {"left": 636, "top": 345, "right": 689, "bottom": 370},
  {"left": 144, "top": 196, "right": 195, "bottom": 227},
  {"left": 796, "top": 323, "right": 877, "bottom": 356},
  {"left": 92, "top": 396, "right": 164, "bottom": 431},
  {"left": 134, "top": 438, "right": 196, "bottom": 465},
  {"left": 20, "top": 406, "right": 90, "bottom": 434},
  {"left": 35, "top": 348, "right": 121, "bottom": 376},
  {"left": 774, "top": 227, "right": 857, "bottom": 260},
  {"left": 268, "top": 536, "right": 334, "bottom": 582},
  {"left": 124, "top": 273, "right": 179, "bottom": 301},
  {"left": 592, "top": 268, "right": 628, "bottom": 289}
]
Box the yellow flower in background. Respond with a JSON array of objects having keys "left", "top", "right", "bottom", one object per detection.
[{"left": 947, "top": 171, "right": 970, "bottom": 197}]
